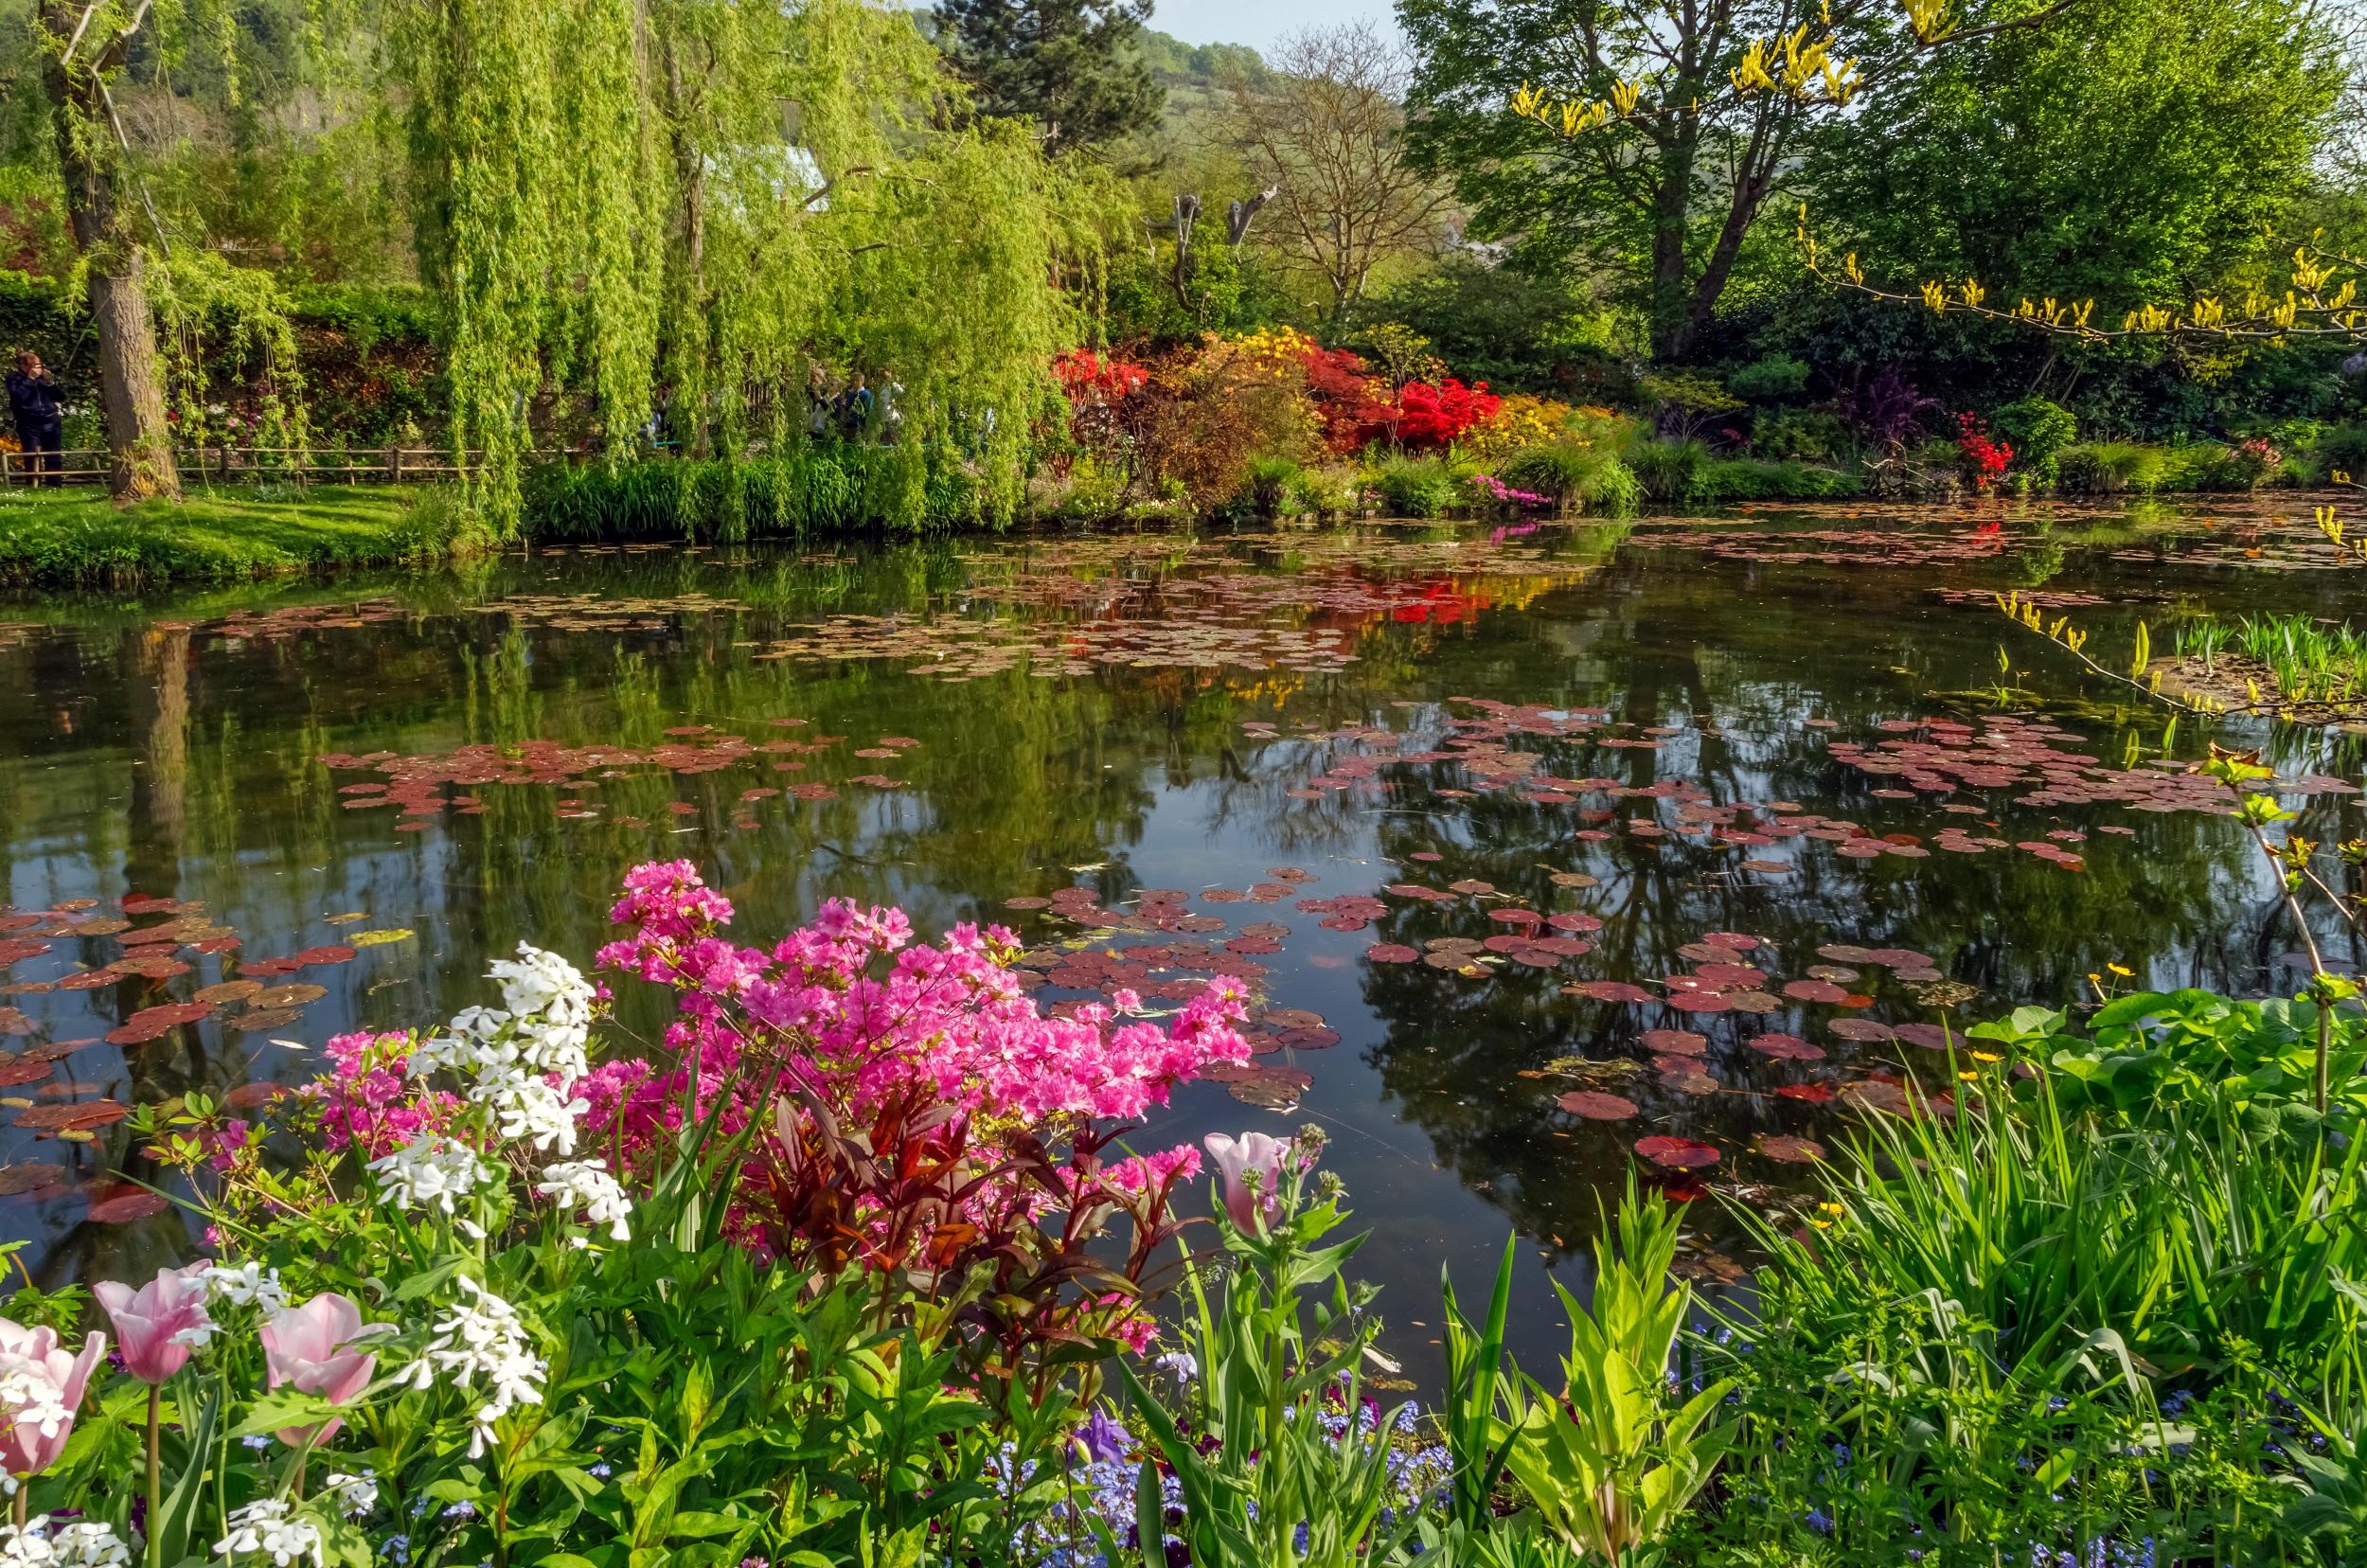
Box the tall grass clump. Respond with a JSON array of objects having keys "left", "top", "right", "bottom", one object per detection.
[
  {"left": 1501, "top": 441, "right": 1643, "bottom": 515},
  {"left": 523, "top": 445, "right": 991, "bottom": 543},
  {"left": 1626, "top": 437, "right": 1712, "bottom": 503},
  {"left": 2057, "top": 441, "right": 2175, "bottom": 493},
  {"left": 1370, "top": 454, "right": 1462, "bottom": 518}
]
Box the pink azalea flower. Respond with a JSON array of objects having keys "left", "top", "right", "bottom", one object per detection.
[
  {"left": 93, "top": 1264, "right": 210, "bottom": 1385},
  {"left": 0, "top": 1319, "right": 105, "bottom": 1476},
  {"left": 1202, "top": 1131, "right": 1290, "bottom": 1231},
  {"left": 258, "top": 1293, "right": 377, "bottom": 1448}
]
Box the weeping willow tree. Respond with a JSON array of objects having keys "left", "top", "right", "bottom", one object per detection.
[{"left": 392, "top": 0, "right": 1125, "bottom": 531}]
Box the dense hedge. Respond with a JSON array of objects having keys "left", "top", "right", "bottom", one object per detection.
[
  {"left": 521, "top": 446, "right": 1003, "bottom": 543},
  {"left": 0, "top": 274, "right": 443, "bottom": 446}
]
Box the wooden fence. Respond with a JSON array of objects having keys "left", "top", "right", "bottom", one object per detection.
[{"left": 0, "top": 446, "right": 576, "bottom": 488}]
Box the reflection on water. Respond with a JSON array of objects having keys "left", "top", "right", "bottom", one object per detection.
[{"left": 1, "top": 500, "right": 2362, "bottom": 1384}]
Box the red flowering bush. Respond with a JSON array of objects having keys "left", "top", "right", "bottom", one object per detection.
[
  {"left": 1955, "top": 412, "right": 2014, "bottom": 490},
  {"left": 1388, "top": 378, "right": 1502, "bottom": 449},
  {"left": 1053, "top": 347, "right": 1148, "bottom": 406},
  {"left": 1302, "top": 344, "right": 1394, "bottom": 454}
]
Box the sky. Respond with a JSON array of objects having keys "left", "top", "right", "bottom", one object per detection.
[{"left": 1148, "top": 0, "right": 1401, "bottom": 54}]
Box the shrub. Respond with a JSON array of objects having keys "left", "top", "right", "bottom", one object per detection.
[
  {"left": 1370, "top": 454, "right": 1462, "bottom": 517},
  {"left": 1694, "top": 458, "right": 1862, "bottom": 502},
  {"left": 1500, "top": 442, "right": 1644, "bottom": 514},
  {"left": 1245, "top": 454, "right": 1305, "bottom": 516},
  {"left": 1627, "top": 437, "right": 1712, "bottom": 503},
  {"left": 1284, "top": 463, "right": 1365, "bottom": 517},
  {"left": 1753, "top": 408, "right": 1848, "bottom": 462},
  {"left": 522, "top": 447, "right": 989, "bottom": 542},
  {"left": 1725, "top": 351, "right": 1810, "bottom": 402},
  {"left": 2305, "top": 420, "right": 2367, "bottom": 483},
  {"left": 2057, "top": 440, "right": 2174, "bottom": 494},
  {"left": 1461, "top": 392, "right": 1575, "bottom": 465},
  {"left": 1991, "top": 395, "right": 2077, "bottom": 481}
]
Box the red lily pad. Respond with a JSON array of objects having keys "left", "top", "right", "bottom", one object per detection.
[
  {"left": 1635, "top": 1136, "right": 1720, "bottom": 1169},
  {"left": 1755, "top": 1134, "right": 1826, "bottom": 1164},
  {"left": 1557, "top": 1091, "right": 1639, "bottom": 1121}
]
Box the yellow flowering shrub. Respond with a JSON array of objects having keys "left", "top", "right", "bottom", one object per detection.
[
  {"left": 1463, "top": 394, "right": 1576, "bottom": 465},
  {"left": 1222, "top": 327, "right": 1320, "bottom": 383}
]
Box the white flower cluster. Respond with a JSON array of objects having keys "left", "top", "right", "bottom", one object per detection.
[
  {"left": 0, "top": 1517, "right": 131, "bottom": 1568},
  {"left": 213, "top": 1502, "right": 322, "bottom": 1568},
  {"left": 403, "top": 945, "right": 596, "bottom": 1165},
  {"left": 365, "top": 1136, "right": 489, "bottom": 1215},
  {"left": 480, "top": 1069, "right": 590, "bottom": 1155},
  {"left": 322, "top": 1470, "right": 379, "bottom": 1520},
  {"left": 535, "top": 1159, "right": 632, "bottom": 1241},
  {"left": 400, "top": 1275, "right": 546, "bottom": 1458},
  {"left": 202, "top": 1262, "right": 287, "bottom": 1316},
  {"left": 0, "top": 1369, "right": 69, "bottom": 1446}
]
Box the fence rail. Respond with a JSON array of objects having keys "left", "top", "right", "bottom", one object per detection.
[{"left": 0, "top": 446, "right": 578, "bottom": 488}]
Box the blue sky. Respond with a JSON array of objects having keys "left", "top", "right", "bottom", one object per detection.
[{"left": 1149, "top": 0, "right": 1400, "bottom": 54}]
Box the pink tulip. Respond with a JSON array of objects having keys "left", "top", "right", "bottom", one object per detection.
[
  {"left": 93, "top": 1264, "right": 211, "bottom": 1385},
  {"left": 1203, "top": 1131, "right": 1290, "bottom": 1232},
  {"left": 258, "top": 1293, "right": 377, "bottom": 1448},
  {"left": 0, "top": 1319, "right": 105, "bottom": 1476}
]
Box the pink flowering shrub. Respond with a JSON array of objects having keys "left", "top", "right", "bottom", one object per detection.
[
  {"left": 595, "top": 861, "right": 1249, "bottom": 1364},
  {"left": 301, "top": 1029, "right": 465, "bottom": 1159},
  {"left": 591, "top": 859, "right": 1247, "bottom": 1150}
]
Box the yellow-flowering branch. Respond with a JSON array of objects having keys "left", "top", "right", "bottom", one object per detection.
[
  {"left": 1801, "top": 214, "right": 2367, "bottom": 345},
  {"left": 1991, "top": 593, "right": 2367, "bottom": 721}
]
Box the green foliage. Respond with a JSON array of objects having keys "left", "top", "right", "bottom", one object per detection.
[
  {"left": 1724, "top": 352, "right": 1808, "bottom": 403},
  {"left": 1499, "top": 442, "right": 1641, "bottom": 514},
  {"left": 1354, "top": 257, "right": 1635, "bottom": 398},
  {"left": 1283, "top": 463, "right": 1364, "bottom": 517},
  {"left": 1806, "top": 0, "right": 2341, "bottom": 311},
  {"left": 1991, "top": 395, "right": 2078, "bottom": 480},
  {"left": 1625, "top": 437, "right": 1710, "bottom": 503},
  {"left": 1682, "top": 1033, "right": 2367, "bottom": 1560},
  {"left": 1107, "top": 1145, "right": 1422, "bottom": 1568},
  {"left": 1695, "top": 456, "right": 1860, "bottom": 502},
  {"left": 1233, "top": 453, "right": 1304, "bottom": 519},
  {"left": 2057, "top": 440, "right": 2175, "bottom": 493},
  {"left": 0, "top": 485, "right": 479, "bottom": 586},
  {"left": 1967, "top": 990, "right": 2367, "bottom": 1135},
  {"left": 1750, "top": 407, "right": 1848, "bottom": 462},
  {"left": 1369, "top": 453, "right": 1460, "bottom": 517},
  {"left": 524, "top": 448, "right": 991, "bottom": 543},
  {"left": 934, "top": 0, "right": 1163, "bottom": 151},
  {"left": 1500, "top": 1191, "right": 1733, "bottom": 1563}
]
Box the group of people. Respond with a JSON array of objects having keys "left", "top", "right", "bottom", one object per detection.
[
  {"left": 6, "top": 351, "right": 65, "bottom": 485},
  {"left": 806, "top": 364, "right": 902, "bottom": 442}
]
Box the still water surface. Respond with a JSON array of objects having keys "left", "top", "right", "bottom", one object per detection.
[{"left": 2, "top": 498, "right": 2361, "bottom": 1383}]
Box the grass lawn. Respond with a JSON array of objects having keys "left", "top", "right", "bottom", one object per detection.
[{"left": 0, "top": 483, "right": 483, "bottom": 588}]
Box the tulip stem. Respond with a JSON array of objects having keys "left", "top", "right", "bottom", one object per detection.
[
  {"left": 11, "top": 1486, "right": 23, "bottom": 1529},
  {"left": 145, "top": 1384, "right": 161, "bottom": 1568}
]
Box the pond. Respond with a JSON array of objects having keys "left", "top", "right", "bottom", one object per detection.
[{"left": 1, "top": 496, "right": 2361, "bottom": 1388}]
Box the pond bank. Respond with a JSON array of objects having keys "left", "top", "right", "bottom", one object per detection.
[{"left": 0, "top": 485, "right": 474, "bottom": 588}]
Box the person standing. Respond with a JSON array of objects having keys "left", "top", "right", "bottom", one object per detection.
[{"left": 6, "top": 351, "right": 64, "bottom": 486}]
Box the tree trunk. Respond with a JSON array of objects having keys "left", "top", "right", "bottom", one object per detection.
[
  {"left": 41, "top": 4, "right": 179, "bottom": 503},
  {"left": 1646, "top": 131, "right": 1699, "bottom": 363}
]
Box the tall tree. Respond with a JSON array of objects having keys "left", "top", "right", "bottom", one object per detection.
[
  {"left": 1804, "top": 0, "right": 2340, "bottom": 307},
  {"left": 1222, "top": 22, "right": 1453, "bottom": 323},
  {"left": 1398, "top": 0, "right": 2073, "bottom": 360},
  {"left": 933, "top": 0, "right": 1164, "bottom": 151},
  {"left": 33, "top": 0, "right": 179, "bottom": 500}
]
